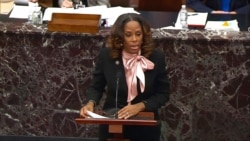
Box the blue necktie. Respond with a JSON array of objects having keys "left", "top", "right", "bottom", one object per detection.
[{"left": 221, "top": 0, "right": 231, "bottom": 11}]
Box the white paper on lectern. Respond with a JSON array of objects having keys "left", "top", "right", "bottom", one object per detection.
[{"left": 86, "top": 111, "right": 108, "bottom": 119}]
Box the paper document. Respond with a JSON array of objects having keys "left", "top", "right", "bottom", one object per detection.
[
  {"left": 187, "top": 12, "right": 208, "bottom": 26},
  {"left": 43, "top": 7, "right": 77, "bottom": 21},
  {"left": 9, "top": 3, "right": 41, "bottom": 19},
  {"left": 9, "top": 5, "right": 30, "bottom": 19},
  {"left": 205, "top": 20, "right": 239, "bottom": 31},
  {"left": 102, "top": 6, "right": 139, "bottom": 27},
  {"left": 43, "top": 5, "right": 108, "bottom": 21},
  {"left": 43, "top": 6, "right": 139, "bottom": 26},
  {"left": 175, "top": 12, "right": 208, "bottom": 29},
  {"left": 86, "top": 111, "right": 108, "bottom": 119}
]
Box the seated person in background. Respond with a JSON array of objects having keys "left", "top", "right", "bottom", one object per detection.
[
  {"left": 28, "top": 0, "right": 57, "bottom": 13},
  {"left": 58, "top": 0, "right": 110, "bottom": 8},
  {"left": 187, "top": 0, "right": 250, "bottom": 14}
]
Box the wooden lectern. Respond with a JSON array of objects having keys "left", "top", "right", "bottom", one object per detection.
[
  {"left": 75, "top": 112, "right": 158, "bottom": 141},
  {"left": 47, "top": 13, "right": 101, "bottom": 34}
]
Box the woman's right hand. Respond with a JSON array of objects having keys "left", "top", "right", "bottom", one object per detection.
[{"left": 79, "top": 101, "right": 95, "bottom": 118}]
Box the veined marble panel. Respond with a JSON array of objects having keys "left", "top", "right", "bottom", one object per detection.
[{"left": 0, "top": 22, "right": 249, "bottom": 141}]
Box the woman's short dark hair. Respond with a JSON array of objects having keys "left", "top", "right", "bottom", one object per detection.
[{"left": 107, "top": 13, "right": 154, "bottom": 59}]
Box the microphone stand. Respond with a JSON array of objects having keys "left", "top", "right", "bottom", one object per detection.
[{"left": 115, "top": 71, "right": 121, "bottom": 119}]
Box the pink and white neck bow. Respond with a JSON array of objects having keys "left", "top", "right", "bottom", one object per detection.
[{"left": 122, "top": 50, "right": 154, "bottom": 102}]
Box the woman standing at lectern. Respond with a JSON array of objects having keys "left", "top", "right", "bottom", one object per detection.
[{"left": 79, "top": 13, "right": 169, "bottom": 141}]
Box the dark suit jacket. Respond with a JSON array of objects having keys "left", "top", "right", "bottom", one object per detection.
[
  {"left": 187, "top": 0, "right": 250, "bottom": 14},
  {"left": 86, "top": 48, "right": 169, "bottom": 119}
]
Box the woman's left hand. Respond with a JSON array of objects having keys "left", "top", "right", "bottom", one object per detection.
[{"left": 117, "top": 102, "right": 145, "bottom": 119}]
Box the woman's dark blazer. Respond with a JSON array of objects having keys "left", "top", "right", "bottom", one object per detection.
[
  {"left": 187, "top": 0, "right": 250, "bottom": 14},
  {"left": 86, "top": 47, "right": 169, "bottom": 118}
]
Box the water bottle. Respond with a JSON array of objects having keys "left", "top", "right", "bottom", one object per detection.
[
  {"left": 179, "top": 5, "right": 188, "bottom": 29},
  {"left": 28, "top": 3, "right": 35, "bottom": 23},
  {"left": 32, "top": 8, "right": 43, "bottom": 25},
  {"left": 32, "top": 4, "right": 43, "bottom": 25}
]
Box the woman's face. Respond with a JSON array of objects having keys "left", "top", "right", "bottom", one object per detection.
[{"left": 123, "top": 20, "right": 143, "bottom": 54}]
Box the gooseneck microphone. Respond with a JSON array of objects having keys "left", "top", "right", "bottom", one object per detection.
[{"left": 115, "top": 60, "right": 121, "bottom": 118}]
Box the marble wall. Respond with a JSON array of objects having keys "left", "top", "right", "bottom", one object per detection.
[
  {"left": 153, "top": 29, "right": 250, "bottom": 141},
  {"left": 0, "top": 22, "right": 250, "bottom": 141}
]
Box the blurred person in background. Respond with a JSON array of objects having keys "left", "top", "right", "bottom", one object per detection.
[
  {"left": 28, "top": 0, "right": 53, "bottom": 8},
  {"left": 187, "top": 0, "right": 250, "bottom": 14},
  {"left": 58, "top": 0, "right": 110, "bottom": 8}
]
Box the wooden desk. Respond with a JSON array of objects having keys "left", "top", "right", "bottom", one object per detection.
[{"left": 1, "top": 11, "right": 250, "bottom": 31}]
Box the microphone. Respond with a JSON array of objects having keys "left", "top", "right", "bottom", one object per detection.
[
  {"left": 115, "top": 60, "right": 120, "bottom": 66},
  {"left": 115, "top": 60, "right": 121, "bottom": 118}
]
